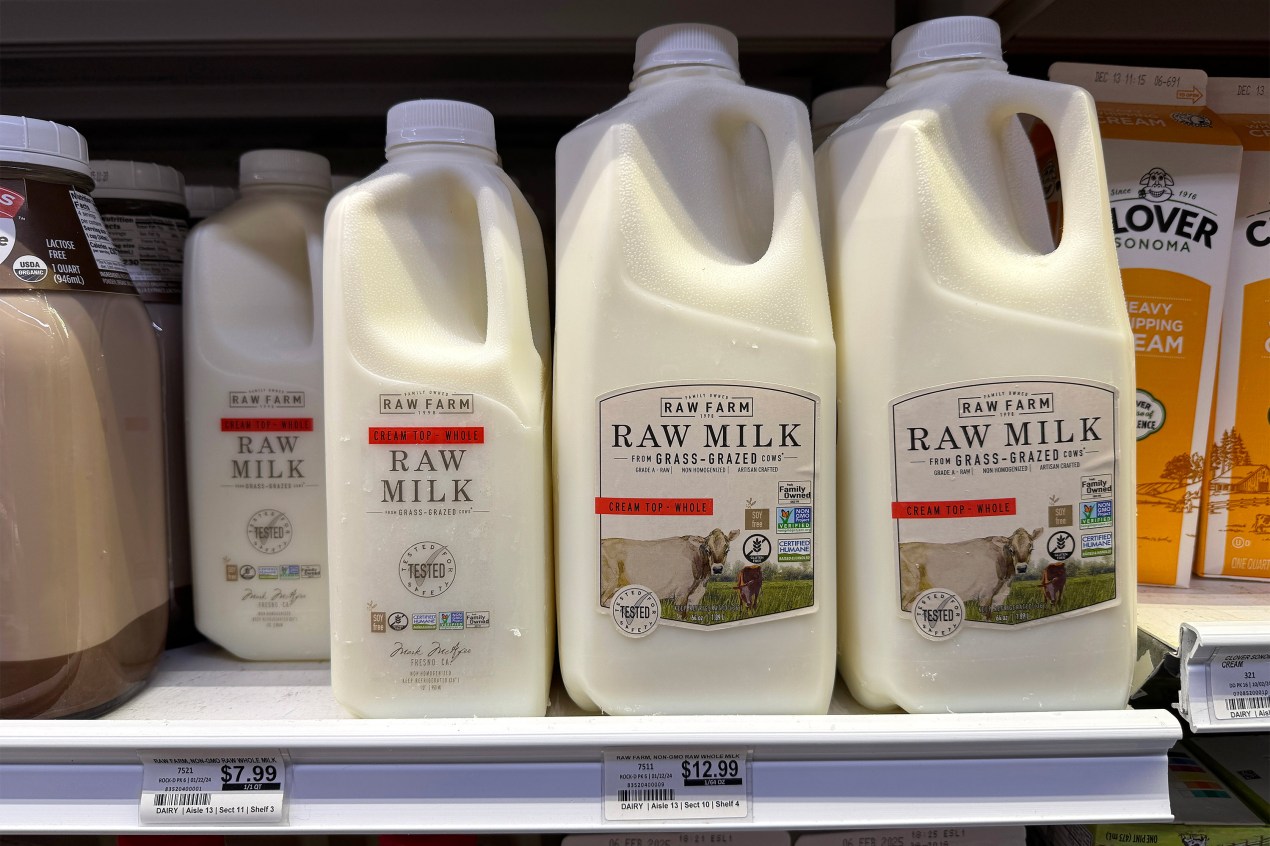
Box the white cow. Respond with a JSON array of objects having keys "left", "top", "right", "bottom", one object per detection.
[
  {"left": 600, "top": 528, "right": 738, "bottom": 608},
  {"left": 899, "top": 527, "right": 1044, "bottom": 620}
]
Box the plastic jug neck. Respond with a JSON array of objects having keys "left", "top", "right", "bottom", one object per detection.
[
  {"left": 239, "top": 182, "right": 331, "bottom": 201},
  {"left": 630, "top": 64, "right": 742, "bottom": 91},
  {"left": 386, "top": 142, "right": 499, "bottom": 165},
  {"left": 888, "top": 56, "right": 1008, "bottom": 87}
]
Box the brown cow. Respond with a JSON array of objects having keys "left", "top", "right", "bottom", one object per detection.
[
  {"left": 733, "top": 564, "right": 764, "bottom": 611},
  {"left": 600, "top": 528, "right": 739, "bottom": 607},
  {"left": 900, "top": 526, "right": 1044, "bottom": 620},
  {"left": 1040, "top": 562, "right": 1068, "bottom": 610}
]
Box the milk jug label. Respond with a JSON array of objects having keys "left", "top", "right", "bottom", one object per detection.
[
  {"left": 0, "top": 180, "right": 139, "bottom": 295},
  {"left": 217, "top": 387, "right": 322, "bottom": 630},
  {"left": 890, "top": 379, "right": 1120, "bottom": 637},
  {"left": 597, "top": 383, "right": 818, "bottom": 633},
  {"left": 100, "top": 213, "right": 188, "bottom": 303},
  {"left": 362, "top": 390, "right": 493, "bottom": 687}
]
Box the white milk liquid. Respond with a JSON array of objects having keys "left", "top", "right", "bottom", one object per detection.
[
  {"left": 185, "top": 183, "right": 330, "bottom": 660},
  {"left": 555, "top": 64, "right": 837, "bottom": 715},
  {"left": 324, "top": 145, "right": 552, "bottom": 717},
  {"left": 818, "top": 57, "right": 1137, "bottom": 712}
]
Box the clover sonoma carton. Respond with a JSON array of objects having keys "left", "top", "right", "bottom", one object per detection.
[
  {"left": 1198, "top": 78, "right": 1270, "bottom": 581},
  {"left": 822, "top": 19, "right": 1137, "bottom": 713},
  {"left": 1050, "top": 63, "right": 1244, "bottom": 587},
  {"left": 324, "top": 101, "right": 552, "bottom": 717},
  {"left": 555, "top": 24, "right": 837, "bottom": 715},
  {"left": 185, "top": 149, "right": 332, "bottom": 660}
]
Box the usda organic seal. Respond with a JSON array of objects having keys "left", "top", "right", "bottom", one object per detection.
[
  {"left": 912, "top": 588, "right": 964, "bottom": 641},
  {"left": 611, "top": 584, "right": 660, "bottom": 638}
]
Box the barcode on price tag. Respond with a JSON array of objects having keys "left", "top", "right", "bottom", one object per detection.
[
  {"left": 603, "top": 749, "right": 750, "bottom": 822},
  {"left": 1209, "top": 649, "right": 1270, "bottom": 721},
  {"left": 139, "top": 753, "right": 286, "bottom": 824}
]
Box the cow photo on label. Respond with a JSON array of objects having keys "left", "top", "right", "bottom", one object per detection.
[
  {"left": 899, "top": 526, "right": 1043, "bottom": 619},
  {"left": 600, "top": 528, "right": 739, "bottom": 608}
]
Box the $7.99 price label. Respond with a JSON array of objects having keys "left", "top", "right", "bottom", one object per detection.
[
  {"left": 603, "top": 749, "right": 750, "bottom": 822},
  {"left": 139, "top": 753, "right": 286, "bottom": 825}
]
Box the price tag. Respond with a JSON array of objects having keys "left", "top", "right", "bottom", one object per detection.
[
  {"left": 603, "top": 749, "right": 749, "bottom": 822},
  {"left": 139, "top": 753, "right": 286, "bottom": 824},
  {"left": 1209, "top": 649, "right": 1270, "bottom": 721}
]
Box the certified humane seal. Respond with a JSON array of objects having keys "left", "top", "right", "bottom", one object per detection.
[
  {"left": 611, "top": 584, "right": 660, "bottom": 638},
  {"left": 912, "top": 588, "right": 965, "bottom": 640}
]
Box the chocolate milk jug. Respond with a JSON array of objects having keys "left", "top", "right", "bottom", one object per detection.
[
  {"left": 91, "top": 159, "right": 196, "bottom": 646},
  {"left": 555, "top": 24, "right": 837, "bottom": 715},
  {"left": 185, "top": 149, "right": 331, "bottom": 660},
  {"left": 0, "top": 116, "right": 168, "bottom": 717},
  {"left": 324, "top": 101, "right": 552, "bottom": 717},
  {"left": 819, "top": 18, "right": 1137, "bottom": 712}
]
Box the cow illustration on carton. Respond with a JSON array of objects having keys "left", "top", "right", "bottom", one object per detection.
[
  {"left": 600, "top": 528, "right": 739, "bottom": 608},
  {"left": 899, "top": 527, "right": 1044, "bottom": 620}
]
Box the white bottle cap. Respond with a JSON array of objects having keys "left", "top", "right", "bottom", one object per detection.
[
  {"left": 386, "top": 100, "right": 497, "bottom": 153},
  {"left": 811, "top": 86, "right": 887, "bottom": 130},
  {"left": 89, "top": 159, "right": 187, "bottom": 206},
  {"left": 633, "top": 23, "right": 739, "bottom": 78},
  {"left": 239, "top": 149, "right": 331, "bottom": 192},
  {"left": 185, "top": 185, "right": 238, "bottom": 220},
  {"left": 891, "top": 16, "right": 1003, "bottom": 76},
  {"left": 0, "top": 115, "right": 91, "bottom": 177}
]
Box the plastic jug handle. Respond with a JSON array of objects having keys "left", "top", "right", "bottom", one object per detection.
[
  {"left": 471, "top": 176, "right": 535, "bottom": 356},
  {"left": 307, "top": 224, "right": 324, "bottom": 350},
  {"left": 983, "top": 82, "right": 1113, "bottom": 257},
  {"left": 733, "top": 102, "right": 818, "bottom": 261}
]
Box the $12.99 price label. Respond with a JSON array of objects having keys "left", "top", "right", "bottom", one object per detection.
[
  {"left": 139, "top": 753, "right": 286, "bottom": 825},
  {"left": 603, "top": 749, "right": 750, "bottom": 822}
]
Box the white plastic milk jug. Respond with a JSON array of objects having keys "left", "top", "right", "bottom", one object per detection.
[
  {"left": 818, "top": 17, "right": 1137, "bottom": 712},
  {"left": 324, "top": 101, "right": 552, "bottom": 717},
  {"left": 555, "top": 24, "right": 838, "bottom": 715},
  {"left": 185, "top": 149, "right": 332, "bottom": 660}
]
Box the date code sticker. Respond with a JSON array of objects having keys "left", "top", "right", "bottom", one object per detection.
[
  {"left": 1209, "top": 649, "right": 1270, "bottom": 722},
  {"left": 139, "top": 753, "right": 286, "bottom": 825},
  {"left": 603, "top": 749, "right": 750, "bottom": 821}
]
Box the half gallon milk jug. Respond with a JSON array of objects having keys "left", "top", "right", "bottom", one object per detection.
[
  {"left": 0, "top": 116, "right": 168, "bottom": 717},
  {"left": 324, "top": 101, "right": 552, "bottom": 717},
  {"left": 555, "top": 24, "right": 837, "bottom": 715},
  {"left": 185, "top": 149, "right": 331, "bottom": 660},
  {"left": 818, "top": 17, "right": 1137, "bottom": 712},
  {"left": 91, "top": 159, "right": 196, "bottom": 647}
]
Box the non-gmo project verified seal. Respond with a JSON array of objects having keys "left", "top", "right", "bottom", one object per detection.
[
  {"left": 412, "top": 613, "right": 438, "bottom": 631},
  {"left": 778, "top": 539, "right": 812, "bottom": 563},
  {"left": 777, "top": 506, "right": 812, "bottom": 534},
  {"left": 280, "top": 565, "right": 301, "bottom": 579},
  {"left": 1080, "top": 500, "right": 1113, "bottom": 527},
  {"left": 440, "top": 612, "right": 464, "bottom": 630},
  {"left": 1081, "top": 532, "right": 1113, "bottom": 558}
]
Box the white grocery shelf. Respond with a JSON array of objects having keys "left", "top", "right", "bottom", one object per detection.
[
  {"left": 0, "top": 644, "right": 1180, "bottom": 834},
  {"left": 1138, "top": 578, "right": 1270, "bottom": 651}
]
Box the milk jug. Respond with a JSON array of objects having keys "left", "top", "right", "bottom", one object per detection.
[
  {"left": 555, "top": 24, "right": 837, "bottom": 715},
  {"left": 91, "top": 159, "right": 196, "bottom": 646},
  {"left": 324, "top": 100, "right": 552, "bottom": 717},
  {"left": 819, "top": 17, "right": 1137, "bottom": 713},
  {"left": 185, "top": 149, "right": 331, "bottom": 660},
  {"left": 0, "top": 116, "right": 168, "bottom": 717}
]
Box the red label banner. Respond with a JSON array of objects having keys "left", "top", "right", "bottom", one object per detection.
[
  {"left": 368, "top": 427, "right": 485, "bottom": 445},
  {"left": 221, "top": 417, "right": 313, "bottom": 432},
  {"left": 595, "top": 497, "right": 714, "bottom": 516},
  {"left": 0, "top": 188, "right": 25, "bottom": 219},
  {"left": 891, "top": 498, "right": 1017, "bottom": 519}
]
